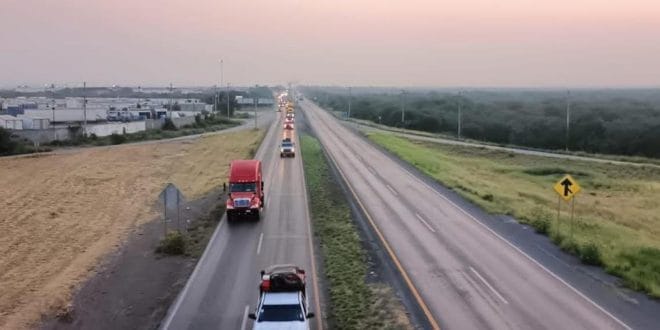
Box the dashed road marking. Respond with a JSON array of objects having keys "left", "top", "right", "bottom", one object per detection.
[
  {"left": 256, "top": 232, "right": 264, "bottom": 255},
  {"left": 386, "top": 184, "right": 398, "bottom": 196},
  {"left": 470, "top": 266, "right": 509, "bottom": 305},
  {"left": 415, "top": 213, "right": 436, "bottom": 233}
]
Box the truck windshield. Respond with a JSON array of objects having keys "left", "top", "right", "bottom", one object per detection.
[
  {"left": 282, "top": 143, "right": 293, "bottom": 148},
  {"left": 257, "top": 304, "right": 304, "bottom": 322},
  {"left": 230, "top": 183, "right": 256, "bottom": 192}
]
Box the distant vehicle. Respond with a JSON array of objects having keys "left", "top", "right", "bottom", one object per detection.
[
  {"left": 284, "top": 118, "right": 294, "bottom": 124},
  {"left": 249, "top": 265, "right": 314, "bottom": 330},
  {"left": 285, "top": 113, "right": 294, "bottom": 119},
  {"left": 226, "top": 160, "right": 264, "bottom": 221},
  {"left": 280, "top": 141, "right": 295, "bottom": 158},
  {"left": 284, "top": 122, "right": 294, "bottom": 130}
]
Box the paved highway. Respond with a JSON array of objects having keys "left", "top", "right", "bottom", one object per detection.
[
  {"left": 160, "top": 109, "right": 322, "bottom": 330},
  {"left": 301, "top": 99, "right": 633, "bottom": 330}
]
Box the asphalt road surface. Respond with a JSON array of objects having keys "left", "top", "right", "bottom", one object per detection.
[
  {"left": 160, "top": 109, "right": 322, "bottom": 330},
  {"left": 301, "top": 99, "right": 637, "bottom": 330}
]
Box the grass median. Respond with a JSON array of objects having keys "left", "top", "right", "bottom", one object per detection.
[
  {"left": 367, "top": 131, "right": 660, "bottom": 298},
  {"left": 301, "top": 134, "right": 410, "bottom": 329}
]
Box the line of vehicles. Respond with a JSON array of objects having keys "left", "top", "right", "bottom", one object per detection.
[{"left": 224, "top": 92, "right": 313, "bottom": 329}]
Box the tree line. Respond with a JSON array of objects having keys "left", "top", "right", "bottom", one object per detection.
[{"left": 302, "top": 87, "right": 660, "bottom": 158}]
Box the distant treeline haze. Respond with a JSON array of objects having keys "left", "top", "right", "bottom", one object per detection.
[{"left": 303, "top": 88, "right": 660, "bottom": 158}]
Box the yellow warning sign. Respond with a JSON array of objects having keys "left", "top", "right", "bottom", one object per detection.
[{"left": 553, "top": 175, "right": 581, "bottom": 202}]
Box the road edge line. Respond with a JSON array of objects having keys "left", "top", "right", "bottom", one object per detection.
[
  {"left": 394, "top": 144, "right": 632, "bottom": 330},
  {"left": 298, "top": 131, "right": 324, "bottom": 330},
  {"left": 160, "top": 112, "right": 278, "bottom": 330},
  {"left": 321, "top": 140, "right": 441, "bottom": 330}
]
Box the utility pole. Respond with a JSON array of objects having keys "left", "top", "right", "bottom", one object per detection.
[
  {"left": 348, "top": 86, "right": 352, "bottom": 119},
  {"left": 83, "top": 81, "right": 87, "bottom": 136},
  {"left": 457, "top": 91, "right": 462, "bottom": 139},
  {"left": 169, "top": 83, "right": 173, "bottom": 118},
  {"left": 566, "top": 90, "right": 571, "bottom": 152},
  {"left": 401, "top": 90, "right": 406, "bottom": 124},
  {"left": 226, "top": 82, "right": 231, "bottom": 118},
  {"left": 219, "top": 59, "right": 223, "bottom": 114}
]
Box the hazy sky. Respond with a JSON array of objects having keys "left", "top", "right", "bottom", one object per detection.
[{"left": 2, "top": 0, "right": 660, "bottom": 87}]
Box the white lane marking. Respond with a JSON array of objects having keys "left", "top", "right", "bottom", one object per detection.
[
  {"left": 240, "top": 304, "right": 250, "bottom": 330},
  {"left": 399, "top": 166, "right": 632, "bottom": 330},
  {"left": 469, "top": 266, "right": 509, "bottom": 305},
  {"left": 162, "top": 113, "right": 276, "bottom": 330},
  {"left": 415, "top": 213, "right": 436, "bottom": 233},
  {"left": 296, "top": 118, "right": 324, "bottom": 329},
  {"left": 161, "top": 219, "right": 226, "bottom": 329},
  {"left": 386, "top": 184, "right": 398, "bottom": 196},
  {"left": 256, "top": 232, "right": 264, "bottom": 255},
  {"left": 367, "top": 166, "right": 376, "bottom": 174},
  {"left": 316, "top": 102, "right": 630, "bottom": 330}
]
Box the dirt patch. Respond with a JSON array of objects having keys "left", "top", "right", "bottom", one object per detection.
[
  {"left": 0, "top": 129, "right": 263, "bottom": 329},
  {"left": 41, "top": 188, "right": 224, "bottom": 330}
]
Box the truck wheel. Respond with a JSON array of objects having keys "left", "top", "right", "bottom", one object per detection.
[
  {"left": 254, "top": 210, "right": 261, "bottom": 221},
  {"left": 226, "top": 213, "right": 233, "bottom": 222}
]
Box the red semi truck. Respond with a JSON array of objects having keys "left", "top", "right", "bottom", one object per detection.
[{"left": 226, "top": 160, "right": 264, "bottom": 221}]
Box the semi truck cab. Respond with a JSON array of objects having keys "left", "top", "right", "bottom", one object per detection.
[{"left": 226, "top": 160, "right": 264, "bottom": 221}]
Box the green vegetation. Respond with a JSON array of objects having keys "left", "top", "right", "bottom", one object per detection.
[
  {"left": 162, "top": 118, "right": 178, "bottom": 130},
  {"left": 156, "top": 231, "right": 186, "bottom": 255},
  {"left": 301, "top": 135, "right": 409, "bottom": 329},
  {"left": 368, "top": 131, "right": 660, "bottom": 297},
  {"left": 0, "top": 127, "right": 51, "bottom": 156},
  {"left": 49, "top": 114, "right": 240, "bottom": 147},
  {"left": 305, "top": 87, "right": 660, "bottom": 158},
  {"left": 185, "top": 203, "right": 226, "bottom": 258}
]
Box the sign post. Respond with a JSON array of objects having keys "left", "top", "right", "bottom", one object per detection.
[
  {"left": 553, "top": 174, "right": 582, "bottom": 237},
  {"left": 158, "top": 183, "right": 186, "bottom": 235}
]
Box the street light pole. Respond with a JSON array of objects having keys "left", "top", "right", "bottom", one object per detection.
[
  {"left": 401, "top": 90, "right": 406, "bottom": 124},
  {"left": 566, "top": 90, "right": 571, "bottom": 152},
  {"left": 457, "top": 91, "right": 462, "bottom": 139},
  {"left": 227, "top": 82, "right": 231, "bottom": 118},
  {"left": 83, "top": 81, "right": 87, "bottom": 136},
  {"left": 219, "top": 59, "right": 223, "bottom": 114},
  {"left": 348, "top": 86, "right": 352, "bottom": 119},
  {"left": 169, "top": 83, "right": 173, "bottom": 118}
]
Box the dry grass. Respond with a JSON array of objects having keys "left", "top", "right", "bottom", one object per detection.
[
  {"left": 368, "top": 132, "right": 660, "bottom": 297},
  {"left": 0, "top": 129, "right": 263, "bottom": 329}
]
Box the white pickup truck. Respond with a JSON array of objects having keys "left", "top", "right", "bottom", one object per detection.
[{"left": 249, "top": 265, "right": 315, "bottom": 330}]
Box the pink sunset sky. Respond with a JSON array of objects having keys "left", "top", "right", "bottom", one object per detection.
[{"left": 1, "top": 0, "right": 659, "bottom": 87}]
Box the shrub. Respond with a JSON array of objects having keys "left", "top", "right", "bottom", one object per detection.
[
  {"left": 109, "top": 133, "right": 127, "bottom": 145},
  {"left": 0, "top": 127, "right": 18, "bottom": 155},
  {"left": 529, "top": 206, "right": 551, "bottom": 234},
  {"left": 559, "top": 238, "right": 580, "bottom": 255},
  {"left": 481, "top": 193, "right": 494, "bottom": 202},
  {"left": 162, "top": 118, "right": 178, "bottom": 131},
  {"left": 156, "top": 231, "right": 186, "bottom": 255},
  {"left": 579, "top": 242, "right": 603, "bottom": 266}
]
